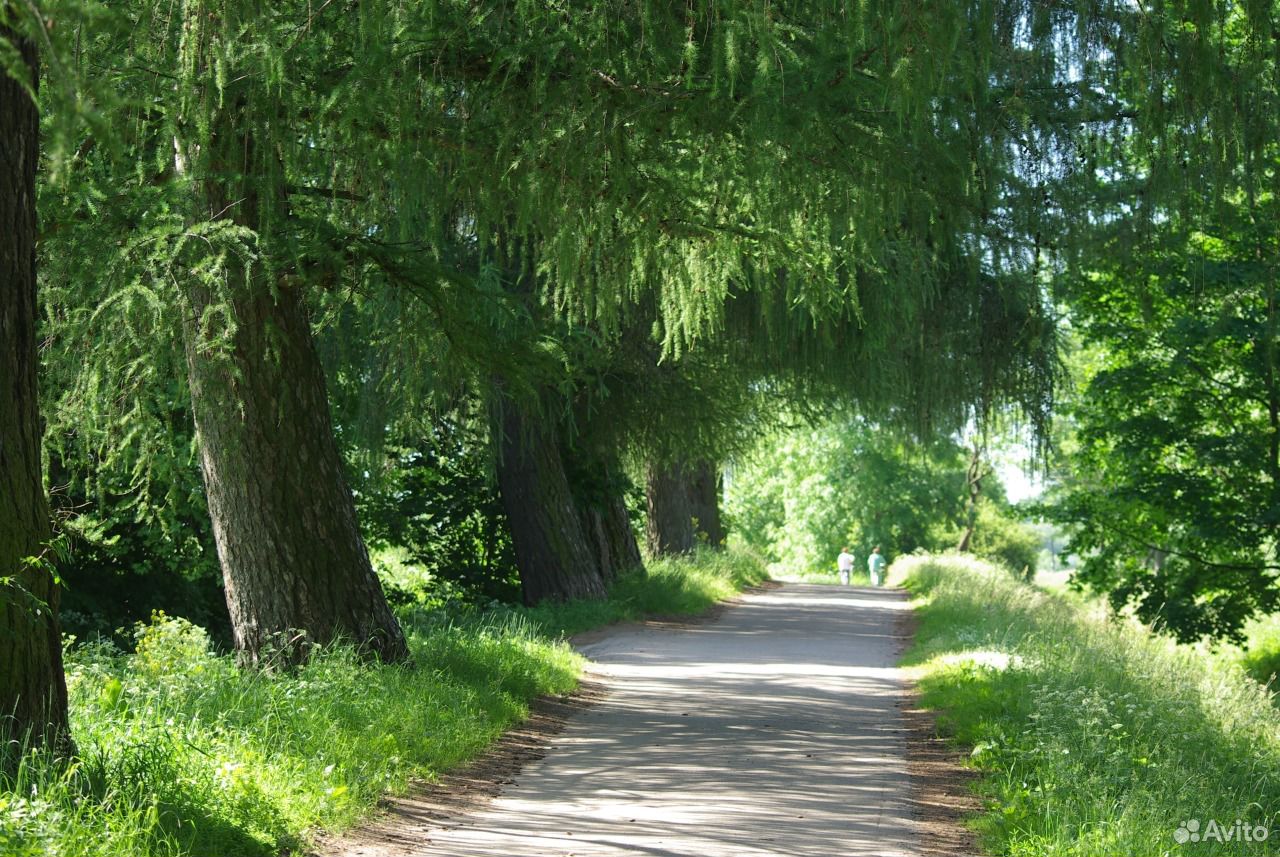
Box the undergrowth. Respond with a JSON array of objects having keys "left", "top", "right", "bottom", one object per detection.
[{"left": 899, "top": 553, "right": 1280, "bottom": 857}]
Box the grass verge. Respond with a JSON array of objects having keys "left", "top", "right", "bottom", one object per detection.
[
  {"left": 2, "top": 548, "right": 766, "bottom": 857},
  {"left": 517, "top": 545, "right": 769, "bottom": 638},
  {"left": 896, "top": 552, "right": 1280, "bottom": 857}
]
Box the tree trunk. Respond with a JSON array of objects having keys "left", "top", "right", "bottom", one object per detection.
[
  {"left": 0, "top": 18, "right": 71, "bottom": 753},
  {"left": 645, "top": 459, "right": 698, "bottom": 556},
  {"left": 956, "top": 443, "right": 988, "bottom": 553},
  {"left": 687, "top": 460, "right": 725, "bottom": 548},
  {"left": 494, "top": 396, "right": 608, "bottom": 603},
  {"left": 175, "top": 65, "right": 406, "bottom": 665},
  {"left": 569, "top": 452, "right": 643, "bottom": 585}
]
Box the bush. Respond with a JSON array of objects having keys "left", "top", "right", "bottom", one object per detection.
[{"left": 966, "top": 500, "right": 1041, "bottom": 580}]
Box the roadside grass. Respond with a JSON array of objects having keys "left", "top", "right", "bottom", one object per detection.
[
  {"left": 2, "top": 612, "right": 579, "bottom": 857},
  {"left": 1, "top": 548, "right": 765, "bottom": 857},
  {"left": 518, "top": 546, "right": 769, "bottom": 638},
  {"left": 1238, "top": 614, "right": 1280, "bottom": 689},
  {"left": 896, "top": 552, "right": 1280, "bottom": 857}
]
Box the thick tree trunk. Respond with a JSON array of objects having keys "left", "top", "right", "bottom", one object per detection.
[
  {"left": 182, "top": 279, "right": 409, "bottom": 665},
  {"left": 494, "top": 396, "right": 608, "bottom": 603},
  {"left": 569, "top": 452, "right": 643, "bottom": 585},
  {"left": 578, "top": 492, "right": 643, "bottom": 584},
  {"left": 0, "top": 20, "right": 71, "bottom": 753},
  {"left": 687, "top": 460, "right": 725, "bottom": 548},
  {"left": 176, "top": 82, "right": 406, "bottom": 665},
  {"left": 645, "top": 460, "right": 698, "bottom": 556}
]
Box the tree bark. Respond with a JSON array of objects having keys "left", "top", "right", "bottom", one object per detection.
[
  {"left": 645, "top": 459, "right": 698, "bottom": 556},
  {"left": 687, "top": 460, "right": 725, "bottom": 548},
  {"left": 175, "top": 55, "right": 406, "bottom": 665},
  {"left": 0, "top": 17, "right": 71, "bottom": 753},
  {"left": 569, "top": 450, "right": 643, "bottom": 585},
  {"left": 956, "top": 443, "right": 988, "bottom": 553},
  {"left": 494, "top": 395, "right": 608, "bottom": 603}
]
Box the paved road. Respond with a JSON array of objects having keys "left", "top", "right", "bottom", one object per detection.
[{"left": 349, "top": 584, "right": 918, "bottom": 857}]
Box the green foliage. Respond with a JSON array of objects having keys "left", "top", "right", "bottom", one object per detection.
[
  {"left": 726, "top": 415, "right": 1037, "bottom": 577},
  {"left": 959, "top": 499, "right": 1042, "bottom": 581},
  {"left": 1238, "top": 614, "right": 1280, "bottom": 688},
  {"left": 1046, "top": 200, "right": 1280, "bottom": 642},
  {"left": 1, "top": 611, "right": 579, "bottom": 856},
  {"left": 351, "top": 419, "right": 519, "bottom": 605},
  {"left": 901, "top": 553, "right": 1280, "bottom": 857}
]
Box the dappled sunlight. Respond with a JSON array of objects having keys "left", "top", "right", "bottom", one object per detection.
[
  {"left": 935, "top": 650, "right": 1023, "bottom": 671},
  {"left": 396, "top": 583, "right": 918, "bottom": 857}
]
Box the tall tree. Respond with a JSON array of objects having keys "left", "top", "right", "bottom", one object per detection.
[
  {"left": 1043, "top": 0, "right": 1280, "bottom": 642},
  {"left": 493, "top": 391, "right": 608, "bottom": 603},
  {"left": 0, "top": 8, "right": 70, "bottom": 751},
  {"left": 168, "top": 0, "right": 407, "bottom": 664},
  {"left": 645, "top": 459, "right": 699, "bottom": 557},
  {"left": 645, "top": 458, "right": 725, "bottom": 556}
]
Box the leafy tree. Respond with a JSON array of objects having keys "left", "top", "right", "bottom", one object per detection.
[
  {"left": 726, "top": 416, "right": 1031, "bottom": 575},
  {"left": 1046, "top": 210, "right": 1280, "bottom": 641},
  {"left": 1041, "top": 0, "right": 1280, "bottom": 642}
]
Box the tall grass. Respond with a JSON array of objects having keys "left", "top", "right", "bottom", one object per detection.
[
  {"left": 3, "top": 612, "right": 579, "bottom": 857},
  {"left": 897, "top": 553, "right": 1280, "bottom": 857},
  {"left": 1237, "top": 615, "right": 1280, "bottom": 688}
]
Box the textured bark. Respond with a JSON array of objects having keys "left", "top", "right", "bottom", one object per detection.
[
  {"left": 0, "top": 20, "right": 71, "bottom": 752},
  {"left": 569, "top": 452, "right": 643, "bottom": 585},
  {"left": 177, "top": 89, "right": 406, "bottom": 665},
  {"left": 687, "top": 460, "right": 725, "bottom": 548},
  {"left": 645, "top": 460, "right": 698, "bottom": 556},
  {"left": 578, "top": 492, "right": 643, "bottom": 585},
  {"left": 494, "top": 397, "right": 607, "bottom": 604}
]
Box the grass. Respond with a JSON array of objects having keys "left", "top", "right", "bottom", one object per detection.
[
  {"left": 517, "top": 545, "right": 769, "bottom": 638},
  {"left": 1, "top": 548, "right": 766, "bottom": 857},
  {"left": 1237, "top": 614, "right": 1280, "bottom": 689},
  {"left": 3, "top": 612, "right": 579, "bottom": 857},
  {"left": 896, "top": 552, "right": 1280, "bottom": 857}
]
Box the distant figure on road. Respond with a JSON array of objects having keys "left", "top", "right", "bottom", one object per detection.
[
  {"left": 837, "top": 547, "right": 855, "bottom": 586},
  {"left": 868, "top": 546, "right": 886, "bottom": 587}
]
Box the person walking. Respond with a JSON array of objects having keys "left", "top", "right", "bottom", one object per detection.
[
  {"left": 868, "top": 546, "right": 887, "bottom": 587},
  {"left": 837, "top": 547, "right": 855, "bottom": 586}
]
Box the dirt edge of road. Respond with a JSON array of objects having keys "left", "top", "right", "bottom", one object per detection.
[
  {"left": 896, "top": 603, "right": 986, "bottom": 857},
  {"left": 314, "top": 584, "right": 774, "bottom": 857},
  {"left": 311, "top": 678, "right": 611, "bottom": 857}
]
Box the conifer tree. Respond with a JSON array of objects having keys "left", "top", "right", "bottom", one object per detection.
[
  {"left": 166, "top": 0, "right": 407, "bottom": 664},
  {"left": 0, "top": 8, "right": 70, "bottom": 753}
]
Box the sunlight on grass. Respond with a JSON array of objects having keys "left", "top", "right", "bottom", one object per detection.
[
  {"left": 899, "top": 553, "right": 1280, "bottom": 857},
  {"left": 1, "top": 549, "right": 765, "bottom": 857}
]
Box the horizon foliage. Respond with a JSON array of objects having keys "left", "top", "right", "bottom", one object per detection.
[{"left": 725, "top": 416, "right": 1038, "bottom": 576}]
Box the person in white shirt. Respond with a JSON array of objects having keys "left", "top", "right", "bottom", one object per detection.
[
  {"left": 868, "top": 546, "right": 887, "bottom": 587},
  {"left": 837, "top": 547, "right": 855, "bottom": 585}
]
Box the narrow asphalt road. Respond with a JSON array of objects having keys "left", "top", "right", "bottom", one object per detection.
[{"left": 344, "top": 584, "right": 918, "bottom": 857}]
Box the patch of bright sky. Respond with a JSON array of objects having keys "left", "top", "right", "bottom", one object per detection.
[{"left": 994, "top": 442, "right": 1045, "bottom": 504}]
